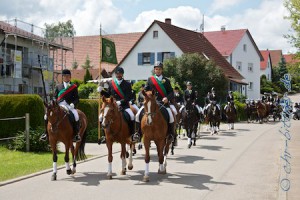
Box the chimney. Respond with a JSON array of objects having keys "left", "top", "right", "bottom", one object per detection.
[
  {"left": 165, "top": 18, "right": 172, "bottom": 25},
  {"left": 221, "top": 25, "right": 226, "bottom": 31}
]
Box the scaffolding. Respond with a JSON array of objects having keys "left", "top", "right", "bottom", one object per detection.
[{"left": 0, "top": 19, "right": 72, "bottom": 95}]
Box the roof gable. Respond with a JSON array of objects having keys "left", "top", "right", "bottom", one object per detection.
[
  {"left": 269, "top": 50, "right": 283, "bottom": 67},
  {"left": 260, "top": 50, "right": 271, "bottom": 70}
]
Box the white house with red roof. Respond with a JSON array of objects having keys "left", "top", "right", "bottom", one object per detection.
[
  {"left": 204, "top": 28, "right": 263, "bottom": 100},
  {"left": 117, "top": 19, "right": 246, "bottom": 95},
  {"left": 260, "top": 50, "right": 272, "bottom": 81}
]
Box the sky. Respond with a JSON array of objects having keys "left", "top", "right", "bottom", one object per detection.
[{"left": 0, "top": 0, "right": 296, "bottom": 54}]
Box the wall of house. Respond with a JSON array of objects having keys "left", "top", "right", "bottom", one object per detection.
[
  {"left": 0, "top": 33, "right": 52, "bottom": 95},
  {"left": 229, "top": 34, "right": 261, "bottom": 100},
  {"left": 118, "top": 23, "right": 183, "bottom": 81}
]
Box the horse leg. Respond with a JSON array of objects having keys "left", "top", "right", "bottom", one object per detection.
[
  {"left": 106, "top": 141, "right": 113, "bottom": 179},
  {"left": 64, "top": 143, "right": 72, "bottom": 175},
  {"left": 70, "top": 144, "right": 76, "bottom": 174},
  {"left": 128, "top": 144, "right": 134, "bottom": 170},
  {"left": 187, "top": 129, "right": 192, "bottom": 148},
  {"left": 193, "top": 123, "right": 198, "bottom": 146},
  {"left": 157, "top": 141, "right": 166, "bottom": 174},
  {"left": 120, "top": 143, "right": 127, "bottom": 175},
  {"left": 50, "top": 143, "right": 58, "bottom": 181},
  {"left": 143, "top": 138, "right": 151, "bottom": 182}
]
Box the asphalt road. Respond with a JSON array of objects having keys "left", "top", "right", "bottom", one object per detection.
[{"left": 1, "top": 94, "right": 299, "bottom": 200}]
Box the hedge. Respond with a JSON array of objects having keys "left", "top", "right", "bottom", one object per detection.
[
  {"left": 77, "top": 99, "right": 99, "bottom": 133},
  {"left": 0, "top": 95, "right": 44, "bottom": 138}
]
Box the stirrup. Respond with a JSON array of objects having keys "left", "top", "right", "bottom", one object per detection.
[
  {"left": 73, "top": 135, "right": 81, "bottom": 142},
  {"left": 40, "top": 133, "right": 48, "bottom": 141},
  {"left": 132, "top": 133, "right": 140, "bottom": 142}
]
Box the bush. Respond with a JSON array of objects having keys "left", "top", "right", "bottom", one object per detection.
[
  {"left": 0, "top": 95, "right": 44, "bottom": 138},
  {"left": 235, "top": 101, "right": 247, "bottom": 121},
  {"left": 72, "top": 79, "right": 83, "bottom": 88},
  {"left": 8, "top": 127, "right": 50, "bottom": 152},
  {"left": 132, "top": 80, "right": 146, "bottom": 94},
  {"left": 86, "top": 127, "right": 105, "bottom": 143},
  {"left": 78, "top": 83, "right": 97, "bottom": 99}
]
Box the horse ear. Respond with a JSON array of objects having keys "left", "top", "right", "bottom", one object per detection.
[
  {"left": 110, "top": 96, "right": 114, "bottom": 103},
  {"left": 102, "top": 95, "right": 106, "bottom": 103}
]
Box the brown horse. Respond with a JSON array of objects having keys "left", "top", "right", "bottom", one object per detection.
[
  {"left": 141, "top": 90, "right": 172, "bottom": 182},
  {"left": 45, "top": 100, "right": 88, "bottom": 181},
  {"left": 101, "top": 96, "right": 135, "bottom": 179},
  {"left": 224, "top": 101, "right": 236, "bottom": 130},
  {"left": 256, "top": 100, "right": 267, "bottom": 123}
]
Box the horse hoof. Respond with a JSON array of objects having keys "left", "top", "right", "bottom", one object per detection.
[
  {"left": 143, "top": 176, "right": 149, "bottom": 182},
  {"left": 107, "top": 174, "right": 113, "bottom": 179},
  {"left": 188, "top": 144, "right": 192, "bottom": 149},
  {"left": 133, "top": 149, "right": 137, "bottom": 155},
  {"left": 193, "top": 142, "right": 196, "bottom": 146},
  {"left": 72, "top": 169, "right": 76, "bottom": 174},
  {"left": 126, "top": 151, "right": 129, "bottom": 158},
  {"left": 51, "top": 173, "right": 57, "bottom": 181},
  {"left": 121, "top": 170, "right": 126, "bottom": 175},
  {"left": 128, "top": 165, "right": 133, "bottom": 170},
  {"left": 158, "top": 169, "right": 166, "bottom": 174},
  {"left": 171, "top": 151, "right": 174, "bottom": 155},
  {"left": 66, "top": 169, "right": 72, "bottom": 175}
]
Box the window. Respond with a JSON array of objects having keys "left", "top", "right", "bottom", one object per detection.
[
  {"left": 248, "top": 63, "right": 253, "bottom": 72},
  {"left": 243, "top": 44, "right": 247, "bottom": 52},
  {"left": 248, "top": 82, "right": 253, "bottom": 90},
  {"left": 138, "top": 52, "right": 154, "bottom": 65},
  {"left": 153, "top": 31, "right": 158, "bottom": 38},
  {"left": 236, "top": 61, "right": 242, "bottom": 71},
  {"left": 157, "top": 52, "right": 175, "bottom": 62}
]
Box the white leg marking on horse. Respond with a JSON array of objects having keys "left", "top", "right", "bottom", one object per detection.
[
  {"left": 122, "top": 157, "right": 127, "bottom": 170},
  {"left": 65, "top": 162, "right": 70, "bottom": 170},
  {"left": 188, "top": 137, "right": 191, "bottom": 145},
  {"left": 159, "top": 164, "right": 164, "bottom": 172},
  {"left": 147, "top": 101, "right": 152, "bottom": 124},
  {"left": 53, "top": 162, "right": 57, "bottom": 173},
  {"left": 164, "top": 155, "right": 167, "bottom": 168},
  {"left": 145, "top": 163, "right": 149, "bottom": 176},
  {"left": 102, "top": 107, "right": 109, "bottom": 126},
  {"left": 108, "top": 162, "right": 112, "bottom": 175},
  {"left": 128, "top": 146, "right": 133, "bottom": 168}
]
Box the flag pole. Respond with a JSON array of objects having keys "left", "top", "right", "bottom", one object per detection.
[{"left": 98, "top": 23, "right": 102, "bottom": 144}]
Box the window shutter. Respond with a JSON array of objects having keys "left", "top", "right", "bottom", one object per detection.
[
  {"left": 157, "top": 52, "right": 162, "bottom": 62},
  {"left": 150, "top": 53, "right": 155, "bottom": 65},
  {"left": 170, "top": 52, "right": 175, "bottom": 58},
  {"left": 138, "top": 53, "right": 142, "bottom": 65}
]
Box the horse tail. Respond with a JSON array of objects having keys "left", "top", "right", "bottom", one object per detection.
[{"left": 76, "top": 129, "right": 87, "bottom": 161}]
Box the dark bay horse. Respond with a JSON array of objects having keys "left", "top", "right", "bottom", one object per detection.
[
  {"left": 141, "top": 90, "right": 172, "bottom": 182},
  {"left": 224, "top": 101, "right": 236, "bottom": 130},
  {"left": 256, "top": 100, "right": 268, "bottom": 123},
  {"left": 45, "top": 100, "right": 88, "bottom": 181},
  {"left": 245, "top": 102, "right": 257, "bottom": 123},
  {"left": 101, "top": 96, "right": 135, "bottom": 179},
  {"left": 207, "top": 101, "right": 221, "bottom": 135},
  {"left": 181, "top": 100, "right": 199, "bottom": 148}
]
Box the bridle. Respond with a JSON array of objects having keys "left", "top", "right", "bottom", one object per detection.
[
  {"left": 48, "top": 105, "right": 68, "bottom": 132},
  {"left": 102, "top": 103, "right": 123, "bottom": 136}
]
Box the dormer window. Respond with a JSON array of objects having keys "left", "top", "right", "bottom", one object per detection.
[{"left": 153, "top": 31, "right": 158, "bottom": 39}]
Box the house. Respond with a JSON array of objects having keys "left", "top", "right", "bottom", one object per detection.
[
  {"left": 260, "top": 50, "right": 272, "bottom": 81},
  {"left": 269, "top": 50, "right": 283, "bottom": 68},
  {"left": 117, "top": 19, "right": 245, "bottom": 94},
  {"left": 283, "top": 54, "right": 300, "bottom": 65},
  {"left": 0, "top": 20, "right": 71, "bottom": 95}
]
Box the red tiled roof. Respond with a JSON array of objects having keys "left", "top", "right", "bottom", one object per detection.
[
  {"left": 260, "top": 50, "right": 270, "bottom": 70},
  {"left": 154, "top": 20, "right": 244, "bottom": 80},
  {"left": 269, "top": 50, "right": 282, "bottom": 67},
  {"left": 283, "top": 54, "right": 300, "bottom": 65},
  {"left": 204, "top": 29, "right": 263, "bottom": 61},
  {"left": 59, "top": 32, "right": 143, "bottom": 74}
]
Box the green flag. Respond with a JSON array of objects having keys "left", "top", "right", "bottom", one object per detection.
[{"left": 101, "top": 37, "right": 117, "bottom": 64}]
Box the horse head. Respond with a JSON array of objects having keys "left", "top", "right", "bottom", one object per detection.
[
  {"left": 142, "top": 89, "right": 158, "bottom": 126},
  {"left": 45, "top": 100, "right": 66, "bottom": 132},
  {"left": 101, "top": 96, "right": 118, "bottom": 129}
]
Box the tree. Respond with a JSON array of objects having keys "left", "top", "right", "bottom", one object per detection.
[
  {"left": 83, "top": 68, "right": 93, "bottom": 84},
  {"left": 164, "top": 53, "right": 228, "bottom": 102},
  {"left": 81, "top": 55, "right": 93, "bottom": 70},
  {"left": 44, "top": 20, "right": 76, "bottom": 42},
  {"left": 278, "top": 56, "right": 288, "bottom": 77},
  {"left": 72, "top": 60, "right": 79, "bottom": 70},
  {"left": 284, "top": 0, "right": 300, "bottom": 57}
]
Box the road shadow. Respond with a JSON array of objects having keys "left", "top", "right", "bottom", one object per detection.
[
  {"left": 60, "top": 172, "right": 106, "bottom": 186},
  {"left": 132, "top": 171, "right": 234, "bottom": 190},
  {"left": 196, "top": 145, "right": 230, "bottom": 151},
  {"left": 219, "top": 131, "right": 237, "bottom": 137}
]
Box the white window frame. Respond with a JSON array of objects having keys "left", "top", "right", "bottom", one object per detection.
[{"left": 236, "top": 61, "right": 242, "bottom": 71}]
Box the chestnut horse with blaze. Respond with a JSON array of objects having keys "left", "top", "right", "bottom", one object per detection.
[
  {"left": 141, "top": 90, "right": 172, "bottom": 182},
  {"left": 101, "top": 96, "right": 135, "bottom": 179},
  {"left": 45, "top": 100, "right": 88, "bottom": 181}
]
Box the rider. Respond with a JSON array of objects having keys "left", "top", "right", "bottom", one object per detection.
[
  {"left": 179, "top": 82, "right": 201, "bottom": 119},
  {"left": 207, "top": 87, "right": 221, "bottom": 117},
  {"left": 224, "top": 91, "right": 237, "bottom": 114},
  {"left": 203, "top": 91, "right": 211, "bottom": 116},
  {"left": 134, "top": 61, "right": 176, "bottom": 142},
  {"left": 98, "top": 67, "right": 137, "bottom": 142},
  {"left": 40, "top": 69, "right": 81, "bottom": 142},
  {"left": 174, "top": 86, "right": 184, "bottom": 107},
  {"left": 130, "top": 82, "right": 139, "bottom": 113},
  {"left": 137, "top": 84, "right": 145, "bottom": 108}
]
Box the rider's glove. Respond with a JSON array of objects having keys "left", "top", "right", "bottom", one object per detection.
[
  {"left": 97, "top": 86, "right": 104, "bottom": 92},
  {"left": 116, "top": 101, "right": 121, "bottom": 106},
  {"left": 70, "top": 103, "right": 75, "bottom": 109}
]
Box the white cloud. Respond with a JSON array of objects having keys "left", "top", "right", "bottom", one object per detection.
[{"left": 209, "top": 0, "right": 245, "bottom": 14}]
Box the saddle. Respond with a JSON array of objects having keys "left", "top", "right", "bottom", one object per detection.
[
  {"left": 138, "top": 104, "right": 169, "bottom": 123},
  {"left": 60, "top": 106, "right": 79, "bottom": 130}
]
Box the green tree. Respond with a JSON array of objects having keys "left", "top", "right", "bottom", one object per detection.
[
  {"left": 83, "top": 68, "right": 93, "bottom": 84},
  {"left": 284, "top": 0, "right": 300, "bottom": 57},
  {"left": 164, "top": 53, "right": 228, "bottom": 101},
  {"left": 82, "top": 55, "right": 93, "bottom": 70},
  {"left": 44, "top": 20, "right": 76, "bottom": 42},
  {"left": 278, "top": 56, "right": 288, "bottom": 77}
]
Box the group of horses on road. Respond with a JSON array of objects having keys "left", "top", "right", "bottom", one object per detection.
[{"left": 43, "top": 92, "right": 281, "bottom": 182}]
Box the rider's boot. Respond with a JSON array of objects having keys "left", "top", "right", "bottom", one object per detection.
[
  {"left": 73, "top": 120, "right": 81, "bottom": 142},
  {"left": 128, "top": 120, "right": 138, "bottom": 142},
  {"left": 167, "top": 123, "right": 175, "bottom": 143},
  {"left": 133, "top": 122, "right": 142, "bottom": 142},
  {"left": 40, "top": 119, "right": 49, "bottom": 141}
]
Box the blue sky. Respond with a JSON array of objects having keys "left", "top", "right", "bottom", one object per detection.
[{"left": 0, "top": 0, "right": 295, "bottom": 53}]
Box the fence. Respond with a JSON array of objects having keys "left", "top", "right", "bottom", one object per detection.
[{"left": 0, "top": 113, "right": 30, "bottom": 152}]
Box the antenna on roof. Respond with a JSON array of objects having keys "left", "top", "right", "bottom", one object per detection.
[{"left": 200, "top": 14, "right": 204, "bottom": 33}]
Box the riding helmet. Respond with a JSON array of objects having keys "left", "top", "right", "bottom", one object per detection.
[
  {"left": 186, "top": 81, "right": 192, "bottom": 86},
  {"left": 154, "top": 61, "right": 163, "bottom": 69},
  {"left": 62, "top": 69, "right": 71, "bottom": 75},
  {"left": 115, "top": 67, "right": 124, "bottom": 74}
]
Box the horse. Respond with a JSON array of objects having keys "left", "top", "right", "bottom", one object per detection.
[
  {"left": 244, "top": 102, "right": 257, "bottom": 123},
  {"left": 181, "top": 99, "right": 199, "bottom": 148},
  {"left": 101, "top": 96, "right": 135, "bottom": 179},
  {"left": 44, "top": 100, "right": 88, "bottom": 181},
  {"left": 207, "top": 101, "right": 221, "bottom": 135},
  {"left": 224, "top": 101, "right": 237, "bottom": 130},
  {"left": 141, "top": 90, "right": 172, "bottom": 182},
  {"left": 256, "top": 100, "right": 268, "bottom": 124}
]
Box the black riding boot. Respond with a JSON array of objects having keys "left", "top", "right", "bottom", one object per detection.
[
  {"left": 128, "top": 120, "right": 137, "bottom": 142},
  {"left": 73, "top": 121, "right": 81, "bottom": 142},
  {"left": 133, "top": 122, "right": 142, "bottom": 142},
  {"left": 167, "top": 123, "right": 175, "bottom": 143},
  {"left": 40, "top": 119, "right": 48, "bottom": 141}
]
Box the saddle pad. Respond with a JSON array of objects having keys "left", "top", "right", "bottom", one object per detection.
[
  {"left": 159, "top": 106, "right": 169, "bottom": 123},
  {"left": 123, "top": 111, "right": 130, "bottom": 123}
]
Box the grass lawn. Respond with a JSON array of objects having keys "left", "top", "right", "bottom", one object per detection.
[{"left": 0, "top": 146, "right": 67, "bottom": 182}]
